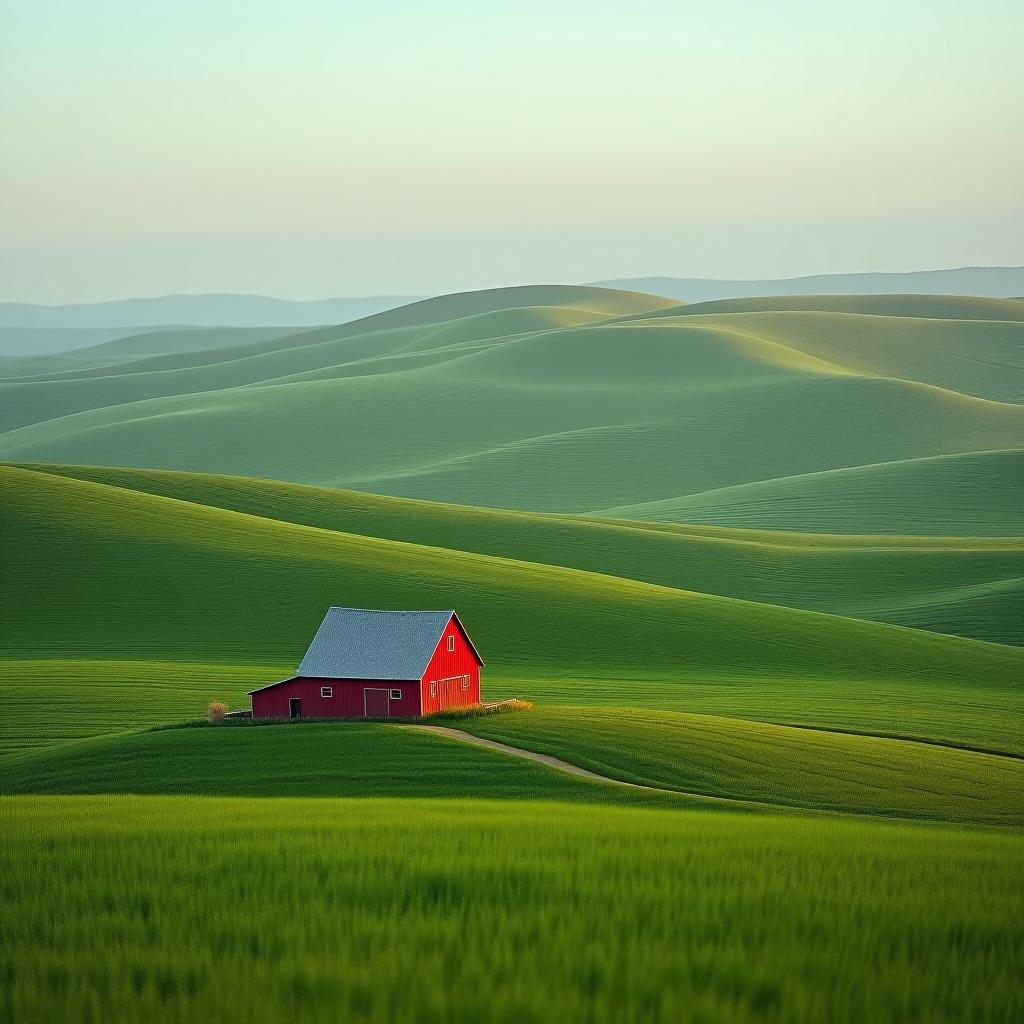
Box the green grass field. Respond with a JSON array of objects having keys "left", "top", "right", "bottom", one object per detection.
[
  {"left": 457, "top": 706, "right": 1024, "bottom": 824},
  {"left": 3, "top": 464, "right": 1022, "bottom": 761},
  {"left": 21, "top": 462, "right": 1024, "bottom": 645},
  {"left": 601, "top": 450, "right": 1024, "bottom": 535},
  {"left": 3, "top": 285, "right": 1023, "bottom": 1021},
  {"left": 2, "top": 797, "right": 1022, "bottom": 1024},
  {"left": 0, "top": 719, "right": 695, "bottom": 810},
  {"left": 3, "top": 713, "right": 1020, "bottom": 825}
]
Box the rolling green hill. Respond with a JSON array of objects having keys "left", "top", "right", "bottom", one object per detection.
[
  {"left": 459, "top": 705, "right": 1024, "bottom": 825},
  {"left": 619, "top": 306, "right": 1024, "bottom": 401},
  {"left": 4, "top": 712, "right": 1020, "bottom": 825},
  {"left": 24, "top": 463, "right": 1024, "bottom": 646},
  {"left": 3, "top": 464, "right": 1022, "bottom": 759},
  {"left": 0, "top": 287, "right": 1020, "bottom": 532},
  {"left": 639, "top": 292, "right": 1024, "bottom": 322},
  {"left": 0, "top": 721, "right": 690, "bottom": 809},
  {"left": 10, "top": 463, "right": 1019, "bottom": 680},
  {"left": 600, "top": 450, "right": 1024, "bottom": 536}
]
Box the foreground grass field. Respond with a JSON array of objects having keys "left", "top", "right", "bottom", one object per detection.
[{"left": 2, "top": 797, "right": 1022, "bottom": 1024}]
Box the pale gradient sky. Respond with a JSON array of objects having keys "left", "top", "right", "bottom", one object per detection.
[{"left": 2, "top": 0, "right": 1022, "bottom": 302}]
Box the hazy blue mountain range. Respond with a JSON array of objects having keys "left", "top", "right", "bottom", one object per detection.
[
  {"left": 0, "top": 293, "right": 419, "bottom": 331},
  {"left": 592, "top": 266, "right": 1024, "bottom": 302},
  {"left": 4, "top": 267, "right": 1022, "bottom": 357}
]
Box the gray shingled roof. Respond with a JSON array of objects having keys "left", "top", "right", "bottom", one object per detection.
[{"left": 295, "top": 607, "right": 476, "bottom": 681}]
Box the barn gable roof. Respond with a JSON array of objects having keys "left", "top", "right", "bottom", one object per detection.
[{"left": 293, "top": 607, "right": 482, "bottom": 682}]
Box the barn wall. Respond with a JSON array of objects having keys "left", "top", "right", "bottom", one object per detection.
[
  {"left": 420, "top": 618, "right": 482, "bottom": 715},
  {"left": 251, "top": 677, "right": 422, "bottom": 719}
]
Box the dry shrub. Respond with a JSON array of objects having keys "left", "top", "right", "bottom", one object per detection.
[
  {"left": 501, "top": 699, "right": 534, "bottom": 712},
  {"left": 431, "top": 698, "right": 533, "bottom": 721},
  {"left": 207, "top": 701, "right": 228, "bottom": 724}
]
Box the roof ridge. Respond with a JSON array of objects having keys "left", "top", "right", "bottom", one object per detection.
[{"left": 326, "top": 606, "right": 455, "bottom": 614}]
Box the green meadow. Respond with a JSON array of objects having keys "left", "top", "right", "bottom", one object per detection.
[
  {"left": 2, "top": 285, "right": 1023, "bottom": 1021},
  {"left": 22, "top": 462, "right": 1024, "bottom": 645},
  {"left": 2, "top": 798, "right": 1022, "bottom": 1024},
  {"left": 4, "top": 463, "right": 1022, "bottom": 759}
]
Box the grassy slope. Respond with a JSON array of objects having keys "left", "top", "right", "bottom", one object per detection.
[
  {"left": 3, "top": 464, "right": 1022, "bottom": 759},
  {"left": 5, "top": 465, "right": 1020, "bottom": 682},
  {"left": 600, "top": 450, "right": 1024, "bottom": 536},
  {"left": 0, "top": 328, "right": 302, "bottom": 383},
  {"left": 458, "top": 706, "right": 1024, "bottom": 825},
  {"left": 4, "top": 797, "right": 1021, "bottom": 1024},
  {"left": 3, "top": 714, "right": 1020, "bottom": 826},
  {"left": 621, "top": 307, "right": 1024, "bottom": 401},
  {"left": 26, "top": 463, "right": 1024, "bottom": 645},
  {"left": 656, "top": 293, "right": 1024, "bottom": 321},
  {"left": 0, "top": 660, "right": 277, "bottom": 757},
  {"left": 0, "top": 721, "right": 693, "bottom": 810},
  {"left": 0, "top": 289, "right": 1020, "bottom": 528}
]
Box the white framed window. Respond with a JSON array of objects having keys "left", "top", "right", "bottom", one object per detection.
[
  {"left": 320, "top": 686, "right": 333, "bottom": 698},
  {"left": 390, "top": 689, "right": 401, "bottom": 700},
  {"left": 430, "top": 681, "right": 437, "bottom": 698},
  {"left": 447, "top": 635, "right": 455, "bottom": 652},
  {"left": 461, "top": 676, "right": 470, "bottom": 690}
]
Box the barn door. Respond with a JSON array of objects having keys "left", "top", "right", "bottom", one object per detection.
[
  {"left": 364, "top": 688, "right": 390, "bottom": 718},
  {"left": 289, "top": 697, "right": 302, "bottom": 719}
]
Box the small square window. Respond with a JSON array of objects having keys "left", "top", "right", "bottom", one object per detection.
[
  {"left": 447, "top": 635, "right": 455, "bottom": 652},
  {"left": 320, "top": 686, "right": 333, "bottom": 698},
  {"left": 390, "top": 689, "right": 401, "bottom": 700}
]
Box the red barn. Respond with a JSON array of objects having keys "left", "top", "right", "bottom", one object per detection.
[{"left": 249, "top": 607, "right": 484, "bottom": 719}]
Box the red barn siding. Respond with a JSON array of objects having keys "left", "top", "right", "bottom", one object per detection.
[
  {"left": 420, "top": 617, "right": 481, "bottom": 715},
  {"left": 251, "top": 677, "right": 421, "bottom": 719}
]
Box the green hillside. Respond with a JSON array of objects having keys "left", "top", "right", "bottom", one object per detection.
[
  {"left": 641, "top": 292, "right": 1024, "bottom": 322},
  {"left": 3, "top": 464, "right": 1022, "bottom": 758},
  {"left": 621, "top": 307, "right": 1024, "bottom": 401},
  {"left": 0, "top": 287, "right": 1020, "bottom": 529},
  {"left": 6, "top": 464, "right": 1020, "bottom": 681},
  {"left": 0, "top": 327, "right": 300, "bottom": 380},
  {"left": 601, "top": 450, "right": 1024, "bottom": 536},
  {"left": 62, "top": 325, "right": 301, "bottom": 361},
  {"left": 459, "top": 705, "right": 1024, "bottom": 825},
  {"left": 26, "top": 464, "right": 1024, "bottom": 645},
  {"left": 0, "top": 721, "right": 689, "bottom": 809},
  {"left": 4, "top": 712, "right": 1020, "bottom": 825}
]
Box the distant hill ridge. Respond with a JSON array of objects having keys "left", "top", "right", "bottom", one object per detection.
[
  {"left": 0, "top": 293, "right": 420, "bottom": 342},
  {"left": 593, "top": 266, "right": 1024, "bottom": 302},
  {"left": 3, "top": 267, "right": 1022, "bottom": 338}
]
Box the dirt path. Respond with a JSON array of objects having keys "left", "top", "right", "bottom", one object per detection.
[{"left": 405, "top": 724, "right": 654, "bottom": 790}]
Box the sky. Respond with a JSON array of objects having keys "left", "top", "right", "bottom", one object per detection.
[{"left": 2, "top": 0, "right": 1022, "bottom": 302}]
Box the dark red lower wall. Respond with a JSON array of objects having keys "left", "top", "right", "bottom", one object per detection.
[{"left": 251, "top": 677, "right": 421, "bottom": 718}]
